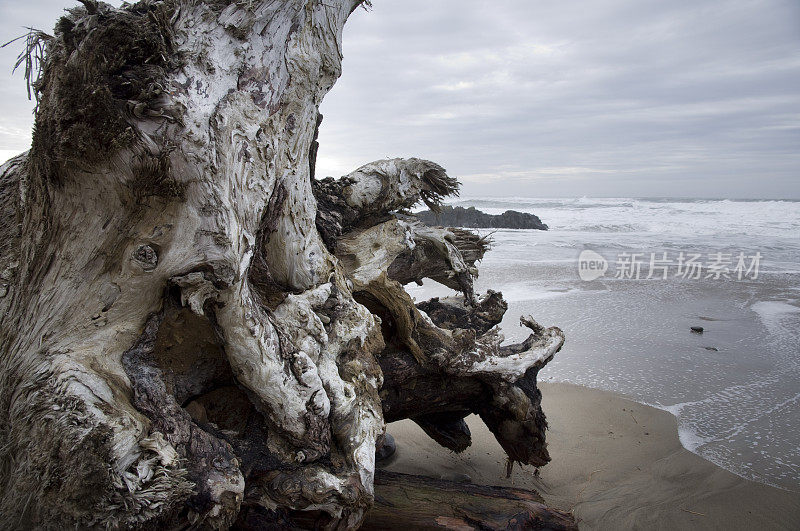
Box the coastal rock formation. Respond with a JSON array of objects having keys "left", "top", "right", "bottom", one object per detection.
[
  {"left": 0, "top": 1, "right": 568, "bottom": 528},
  {"left": 416, "top": 205, "right": 549, "bottom": 230}
]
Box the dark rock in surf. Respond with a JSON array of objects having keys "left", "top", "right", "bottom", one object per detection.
[
  {"left": 691, "top": 326, "right": 704, "bottom": 333},
  {"left": 415, "top": 205, "right": 548, "bottom": 230}
]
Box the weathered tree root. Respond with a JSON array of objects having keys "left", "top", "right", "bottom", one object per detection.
[{"left": 0, "top": 1, "right": 569, "bottom": 529}]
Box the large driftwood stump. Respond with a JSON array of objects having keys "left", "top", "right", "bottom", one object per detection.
[{"left": 0, "top": 1, "right": 567, "bottom": 528}]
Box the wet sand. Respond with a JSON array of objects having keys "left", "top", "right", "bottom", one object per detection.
[{"left": 382, "top": 383, "right": 800, "bottom": 530}]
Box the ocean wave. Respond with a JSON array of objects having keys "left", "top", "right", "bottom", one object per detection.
[
  {"left": 751, "top": 300, "right": 800, "bottom": 334},
  {"left": 440, "top": 197, "right": 800, "bottom": 243},
  {"left": 571, "top": 223, "right": 642, "bottom": 233},
  {"left": 501, "top": 285, "right": 584, "bottom": 303}
]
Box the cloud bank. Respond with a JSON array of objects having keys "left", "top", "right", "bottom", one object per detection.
[{"left": 2, "top": 0, "right": 798, "bottom": 198}]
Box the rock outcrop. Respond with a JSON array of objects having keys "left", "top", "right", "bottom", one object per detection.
[{"left": 416, "top": 205, "right": 548, "bottom": 230}]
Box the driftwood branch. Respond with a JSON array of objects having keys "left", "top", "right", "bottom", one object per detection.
[
  {"left": 364, "top": 471, "right": 577, "bottom": 530},
  {"left": 235, "top": 471, "right": 577, "bottom": 530}
]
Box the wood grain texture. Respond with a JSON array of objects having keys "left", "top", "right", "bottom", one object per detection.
[
  {"left": 0, "top": 1, "right": 566, "bottom": 528},
  {"left": 363, "top": 471, "right": 577, "bottom": 530}
]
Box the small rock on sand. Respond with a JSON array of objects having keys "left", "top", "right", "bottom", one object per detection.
[{"left": 376, "top": 433, "right": 397, "bottom": 463}]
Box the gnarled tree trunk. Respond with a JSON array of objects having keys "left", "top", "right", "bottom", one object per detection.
[{"left": 0, "top": 1, "right": 567, "bottom": 528}]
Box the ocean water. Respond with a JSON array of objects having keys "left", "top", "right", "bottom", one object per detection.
[{"left": 407, "top": 197, "right": 800, "bottom": 491}]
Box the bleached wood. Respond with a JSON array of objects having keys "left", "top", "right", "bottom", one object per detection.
[
  {"left": 0, "top": 1, "right": 380, "bottom": 527},
  {"left": 0, "top": 1, "right": 566, "bottom": 528}
]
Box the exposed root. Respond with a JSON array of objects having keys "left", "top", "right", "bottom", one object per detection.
[
  {"left": 417, "top": 291, "right": 507, "bottom": 336},
  {"left": 313, "top": 158, "right": 460, "bottom": 249},
  {"left": 122, "top": 306, "right": 244, "bottom": 528},
  {"left": 412, "top": 413, "right": 472, "bottom": 453},
  {"left": 0, "top": 1, "right": 566, "bottom": 527}
]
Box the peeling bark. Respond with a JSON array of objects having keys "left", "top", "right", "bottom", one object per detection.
[{"left": 0, "top": 1, "right": 569, "bottom": 529}]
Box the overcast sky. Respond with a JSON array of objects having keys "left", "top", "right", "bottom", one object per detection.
[{"left": 2, "top": 1, "right": 799, "bottom": 198}]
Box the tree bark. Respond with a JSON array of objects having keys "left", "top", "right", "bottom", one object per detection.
[{"left": 0, "top": 1, "right": 568, "bottom": 529}]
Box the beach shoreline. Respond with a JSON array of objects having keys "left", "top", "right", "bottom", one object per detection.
[{"left": 382, "top": 382, "right": 800, "bottom": 530}]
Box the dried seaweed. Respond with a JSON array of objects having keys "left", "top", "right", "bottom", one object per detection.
[{"left": 2, "top": 29, "right": 52, "bottom": 109}]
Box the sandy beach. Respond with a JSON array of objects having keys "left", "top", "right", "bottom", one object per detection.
[{"left": 382, "top": 382, "right": 800, "bottom": 530}]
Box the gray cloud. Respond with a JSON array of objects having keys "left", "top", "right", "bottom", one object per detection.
[
  {"left": 317, "top": 0, "right": 800, "bottom": 198},
  {"left": 2, "top": 0, "right": 798, "bottom": 198}
]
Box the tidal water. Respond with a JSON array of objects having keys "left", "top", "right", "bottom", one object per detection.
[{"left": 408, "top": 197, "right": 800, "bottom": 491}]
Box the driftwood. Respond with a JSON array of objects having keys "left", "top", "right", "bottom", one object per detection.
[
  {"left": 365, "top": 472, "right": 576, "bottom": 530},
  {"left": 0, "top": 1, "right": 568, "bottom": 528},
  {"left": 235, "top": 471, "right": 577, "bottom": 530}
]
